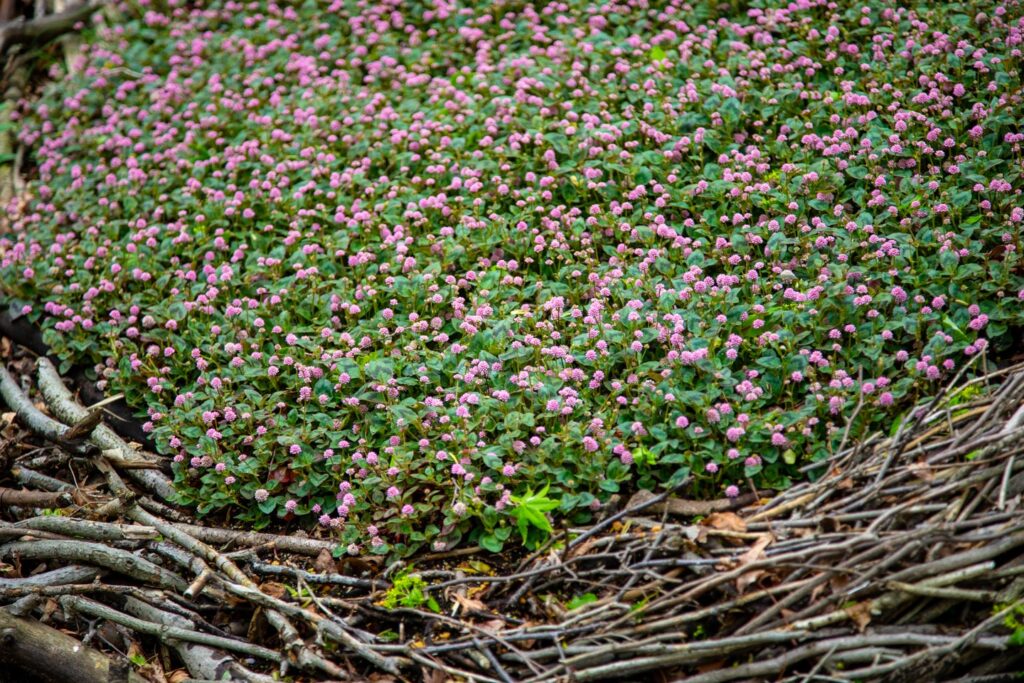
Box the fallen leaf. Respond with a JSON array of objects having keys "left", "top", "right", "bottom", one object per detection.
[
  {"left": 476, "top": 619, "right": 506, "bottom": 634},
  {"left": 168, "top": 671, "right": 190, "bottom": 683},
  {"left": 845, "top": 601, "right": 873, "bottom": 632},
  {"left": 452, "top": 593, "right": 487, "bottom": 614},
  {"left": 736, "top": 569, "right": 765, "bottom": 594},
  {"left": 696, "top": 659, "right": 726, "bottom": 674},
  {"left": 313, "top": 548, "right": 336, "bottom": 574},
  {"left": 735, "top": 533, "right": 773, "bottom": 593},
  {"left": 567, "top": 535, "right": 601, "bottom": 559},
  {"left": 421, "top": 667, "right": 447, "bottom": 683},
  {"left": 737, "top": 533, "right": 772, "bottom": 566},
  {"left": 459, "top": 560, "right": 493, "bottom": 575},
  {"left": 908, "top": 461, "right": 934, "bottom": 482},
  {"left": 702, "top": 512, "right": 747, "bottom": 533},
  {"left": 829, "top": 572, "right": 851, "bottom": 593},
  {"left": 259, "top": 582, "right": 289, "bottom": 599}
]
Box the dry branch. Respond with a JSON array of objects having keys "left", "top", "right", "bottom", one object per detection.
[
  {"left": 0, "top": 564, "right": 98, "bottom": 588},
  {"left": 0, "top": 486, "right": 71, "bottom": 507},
  {"left": 59, "top": 594, "right": 284, "bottom": 663},
  {"left": 0, "top": 539, "right": 187, "bottom": 590},
  {"left": 120, "top": 597, "right": 278, "bottom": 683},
  {"left": 0, "top": 0, "right": 104, "bottom": 54},
  {"left": 172, "top": 522, "right": 340, "bottom": 556},
  {"left": 0, "top": 605, "right": 148, "bottom": 683},
  {"left": 36, "top": 357, "right": 175, "bottom": 499},
  {"left": 0, "top": 363, "right": 91, "bottom": 454}
]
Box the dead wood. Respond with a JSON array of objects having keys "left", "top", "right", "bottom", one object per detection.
[
  {"left": 0, "top": 0, "right": 104, "bottom": 54},
  {"left": 0, "top": 605, "right": 147, "bottom": 683}
]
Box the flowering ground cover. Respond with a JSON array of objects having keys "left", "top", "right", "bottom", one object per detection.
[{"left": 1, "top": 0, "right": 1023, "bottom": 557}]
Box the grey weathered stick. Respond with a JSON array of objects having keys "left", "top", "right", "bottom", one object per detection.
[
  {"left": 14, "top": 516, "right": 157, "bottom": 542},
  {"left": 678, "top": 633, "right": 1007, "bottom": 683},
  {"left": 0, "top": 539, "right": 186, "bottom": 591},
  {"left": 120, "top": 597, "right": 278, "bottom": 683},
  {"left": 103, "top": 466, "right": 381, "bottom": 677},
  {"left": 0, "top": 564, "right": 98, "bottom": 588},
  {"left": 0, "top": 606, "right": 148, "bottom": 683},
  {"left": 172, "top": 522, "right": 340, "bottom": 556},
  {"left": 248, "top": 559, "right": 375, "bottom": 589},
  {"left": 0, "top": 487, "right": 72, "bottom": 507},
  {"left": 0, "top": 364, "right": 90, "bottom": 453},
  {"left": 9, "top": 465, "right": 74, "bottom": 493},
  {"left": 59, "top": 595, "right": 283, "bottom": 664},
  {"left": 0, "top": 0, "right": 105, "bottom": 53},
  {"left": 36, "top": 357, "right": 175, "bottom": 500}
]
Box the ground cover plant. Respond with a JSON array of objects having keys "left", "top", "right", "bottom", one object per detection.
[{"left": 1, "top": 0, "right": 1023, "bottom": 558}]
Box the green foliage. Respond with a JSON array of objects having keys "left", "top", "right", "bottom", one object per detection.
[
  {"left": 510, "top": 485, "right": 560, "bottom": 548},
  {"left": 381, "top": 570, "right": 440, "bottom": 612},
  {"left": 566, "top": 593, "right": 598, "bottom": 611},
  {"left": 1, "top": 0, "right": 1023, "bottom": 558}
]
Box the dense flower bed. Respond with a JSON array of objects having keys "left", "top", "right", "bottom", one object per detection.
[{"left": 2, "top": 0, "right": 1023, "bottom": 555}]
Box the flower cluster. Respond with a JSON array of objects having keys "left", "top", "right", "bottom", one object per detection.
[{"left": 2, "top": 0, "right": 1023, "bottom": 555}]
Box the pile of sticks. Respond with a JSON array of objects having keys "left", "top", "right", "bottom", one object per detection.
[{"left": 1, "top": 347, "right": 1024, "bottom": 682}]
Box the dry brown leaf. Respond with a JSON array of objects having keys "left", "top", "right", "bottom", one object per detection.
[
  {"left": 702, "top": 511, "right": 747, "bottom": 533},
  {"left": 259, "top": 581, "right": 289, "bottom": 599},
  {"left": 829, "top": 572, "right": 851, "bottom": 593},
  {"left": 466, "top": 584, "right": 488, "bottom": 599},
  {"left": 127, "top": 640, "right": 146, "bottom": 662},
  {"left": 737, "top": 533, "right": 772, "bottom": 566},
  {"left": 422, "top": 667, "right": 447, "bottom": 683},
  {"left": 845, "top": 601, "right": 873, "bottom": 632},
  {"left": 567, "top": 535, "right": 601, "bottom": 559},
  {"left": 695, "top": 659, "right": 726, "bottom": 674},
  {"left": 168, "top": 671, "right": 190, "bottom": 683},
  {"left": 313, "top": 548, "right": 336, "bottom": 574},
  {"left": 736, "top": 569, "right": 764, "bottom": 594},
  {"left": 735, "top": 533, "right": 772, "bottom": 593},
  {"left": 452, "top": 593, "right": 488, "bottom": 614},
  {"left": 908, "top": 461, "right": 935, "bottom": 482},
  {"left": 476, "top": 618, "right": 506, "bottom": 634}
]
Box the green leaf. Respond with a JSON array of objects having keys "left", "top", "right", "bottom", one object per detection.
[
  {"left": 566, "top": 593, "right": 598, "bottom": 610},
  {"left": 510, "top": 484, "right": 560, "bottom": 543},
  {"left": 479, "top": 533, "right": 504, "bottom": 553},
  {"left": 951, "top": 190, "right": 972, "bottom": 209}
]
